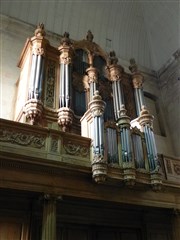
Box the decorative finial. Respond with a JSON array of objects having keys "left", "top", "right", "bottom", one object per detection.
[
  {"left": 129, "top": 58, "right": 138, "bottom": 73},
  {"left": 60, "top": 32, "right": 71, "bottom": 46},
  {"left": 34, "top": 23, "right": 46, "bottom": 37},
  {"left": 86, "top": 30, "right": 94, "bottom": 42},
  {"left": 108, "top": 51, "right": 118, "bottom": 65}
]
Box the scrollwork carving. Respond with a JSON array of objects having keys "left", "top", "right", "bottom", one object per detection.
[
  {"left": 174, "top": 164, "right": 180, "bottom": 175},
  {"left": 63, "top": 141, "right": 89, "bottom": 157},
  {"left": 0, "top": 128, "right": 45, "bottom": 149},
  {"left": 45, "top": 60, "right": 56, "bottom": 108}
]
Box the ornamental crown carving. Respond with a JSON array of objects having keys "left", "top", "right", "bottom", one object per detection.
[
  {"left": 86, "top": 30, "right": 94, "bottom": 42},
  {"left": 34, "top": 23, "right": 46, "bottom": 37},
  {"left": 129, "top": 58, "right": 138, "bottom": 73},
  {"left": 108, "top": 51, "right": 118, "bottom": 65},
  {"left": 60, "top": 32, "right": 72, "bottom": 46},
  {"left": 86, "top": 67, "right": 98, "bottom": 83},
  {"left": 138, "top": 106, "right": 154, "bottom": 127},
  {"left": 88, "top": 91, "right": 106, "bottom": 117}
]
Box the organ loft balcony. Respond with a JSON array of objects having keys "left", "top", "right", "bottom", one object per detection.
[{"left": 0, "top": 24, "right": 179, "bottom": 209}]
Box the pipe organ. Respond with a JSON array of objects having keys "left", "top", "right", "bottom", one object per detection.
[{"left": 15, "top": 24, "right": 162, "bottom": 189}]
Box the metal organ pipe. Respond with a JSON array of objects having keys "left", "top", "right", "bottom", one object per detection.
[
  {"left": 65, "top": 64, "right": 69, "bottom": 107},
  {"left": 29, "top": 54, "right": 37, "bottom": 99},
  {"left": 34, "top": 55, "right": 42, "bottom": 99},
  {"left": 38, "top": 58, "right": 44, "bottom": 99}
]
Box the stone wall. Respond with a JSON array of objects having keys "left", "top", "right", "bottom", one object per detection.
[{"left": 158, "top": 51, "right": 180, "bottom": 157}]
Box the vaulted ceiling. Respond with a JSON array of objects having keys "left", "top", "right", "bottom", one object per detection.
[{"left": 1, "top": 0, "right": 179, "bottom": 70}]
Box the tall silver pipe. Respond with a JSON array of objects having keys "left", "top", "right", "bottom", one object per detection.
[
  {"left": 136, "top": 88, "right": 141, "bottom": 115},
  {"left": 34, "top": 55, "right": 42, "bottom": 96},
  {"left": 122, "top": 128, "right": 127, "bottom": 162},
  {"left": 138, "top": 88, "right": 143, "bottom": 110},
  {"left": 29, "top": 54, "right": 37, "bottom": 99},
  {"left": 144, "top": 126, "right": 151, "bottom": 163},
  {"left": 61, "top": 63, "right": 65, "bottom": 107},
  {"left": 125, "top": 128, "right": 130, "bottom": 162},
  {"left": 112, "top": 83, "right": 117, "bottom": 119},
  {"left": 149, "top": 128, "right": 158, "bottom": 167},
  {"left": 117, "top": 81, "right": 122, "bottom": 107},
  {"left": 65, "top": 64, "right": 69, "bottom": 107},
  {"left": 120, "top": 130, "right": 124, "bottom": 161},
  {"left": 114, "top": 81, "right": 120, "bottom": 118},
  {"left": 59, "top": 63, "right": 62, "bottom": 107},
  {"left": 98, "top": 116, "right": 102, "bottom": 150},
  {"left": 96, "top": 117, "right": 99, "bottom": 153},
  {"left": 90, "top": 83, "right": 93, "bottom": 101},
  {"left": 148, "top": 127, "right": 156, "bottom": 170},
  {"left": 38, "top": 58, "right": 44, "bottom": 99},
  {"left": 145, "top": 125, "right": 154, "bottom": 170}
]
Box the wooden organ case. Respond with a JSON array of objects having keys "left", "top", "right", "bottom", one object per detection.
[{"left": 15, "top": 24, "right": 162, "bottom": 189}]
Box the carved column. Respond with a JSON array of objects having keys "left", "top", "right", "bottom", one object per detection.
[
  {"left": 41, "top": 195, "right": 57, "bottom": 240},
  {"left": 58, "top": 32, "right": 74, "bottom": 132},
  {"left": 89, "top": 91, "right": 107, "bottom": 183},
  {"left": 24, "top": 23, "right": 48, "bottom": 125},
  {"left": 118, "top": 106, "right": 136, "bottom": 186},
  {"left": 129, "top": 58, "right": 146, "bottom": 116},
  {"left": 107, "top": 51, "right": 124, "bottom": 120},
  {"left": 86, "top": 66, "right": 98, "bottom": 102},
  {"left": 107, "top": 52, "right": 135, "bottom": 185},
  {"left": 138, "top": 107, "right": 162, "bottom": 190}
]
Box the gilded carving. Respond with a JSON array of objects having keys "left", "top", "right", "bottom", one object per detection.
[
  {"left": 63, "top": 141, "right": 89, "bottom": 157},
  {"left": 166, "top": 159, "right": 173, "bottom": 174},
  {"left": 86, "top": 67, "right": 98, "bottom": 83},
  {"left": 88, "top": 91, "right": 106, "bottom": 117},
  {"left": 50, "top": 138, "right": 58, "bottom": 152},
  {"left": 57, "top": 107, "right": 74, "bottom": 132},
  {"left": 92, "top": 154, "right": 107, "bottom": 183},
  {"left": 86, "top": 30, "right": 94, "bottom": 42},
  {"left": 129, "top": 58, "right": 144, "bottom": 89},
  {"left": 24, "top": 99, "right": 43, "bottom": 125},
  {"left": 34, "top": 23, "right": 46, "bottom": 37},
  {"left": 173, "top": 164, "right": 180, "bottom": 175},
  {"left": 58, "top": 32, "right": 74, "bottom": 65},
  {"left": 0, "top": 128, "right": 45, "bottom": 149},
  {"left": 138, "top": 106, "right": 154, "bottom": 127},
  {"left": 32, "top": 46, "right": 45, "bottom": 56}
]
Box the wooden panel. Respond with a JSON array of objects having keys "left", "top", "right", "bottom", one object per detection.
[{"left": 0, "top": 221, "right": 22, "bottom": 240}]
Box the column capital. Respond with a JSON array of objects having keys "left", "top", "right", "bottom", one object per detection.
[
  {"left": 86, "top": 66, "right": 99, "bottom": 83},
  {"left": 58, "top": 32, "right": 74, "bottom": 64},
  {"left": 107, "top": 51, "right": 124, "bottom": 81},
  {"left": 31, "top": 23, "right": 49, "bottom": 56},
  {"left": 138, "top": 106, "right": 154, "bottom": 127},
  {"left": 88, "top": 91, "right": 106, "bottom": 117},
  {"left": 129, "top": 58, "right": 144, "bottom": 88}
]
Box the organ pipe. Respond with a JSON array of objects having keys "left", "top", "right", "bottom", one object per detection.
[
  {"left": 89, "top": 91, "right": 107, "bottom": 183},
  {"left": 58, "top": 32, "right": 74, "bottom": 132}
]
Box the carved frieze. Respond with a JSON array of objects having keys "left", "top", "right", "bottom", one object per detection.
[
  {"left": 0, "top": 128, "right": 45, "bottom": 149},
  {"left": 50, "top": 137, "right": 59, "bottom": 152},
  {"left": 45, "top": 60, "right": 56, "bottom": 108},
  {"left": 63, "top": 140, "right": 89, "bottom": 157}
]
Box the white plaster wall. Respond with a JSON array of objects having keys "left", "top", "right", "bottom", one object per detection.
[{"left": 159, "top": 57, "right": 180, "bottom": 157}]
